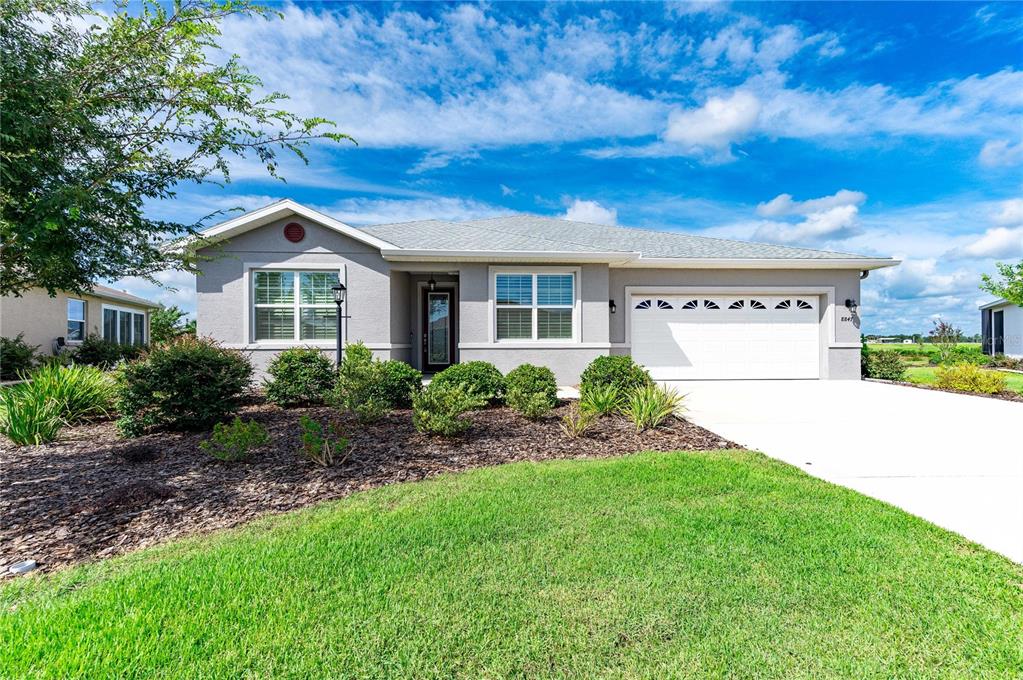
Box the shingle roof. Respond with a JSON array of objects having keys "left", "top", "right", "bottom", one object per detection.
[
  {"left": 360, "top": 214, "right": 876, "bottom": 260},
  {"left": 89, "top": 284, "right": 159, "bottom": 308}
]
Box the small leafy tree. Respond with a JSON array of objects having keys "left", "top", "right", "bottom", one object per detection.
[
  {"left": 0, "top": 0, "right": 352, "bottom": 297},
  {"left": 930, "top": 319, "right": 962, "bottom": 365},
  {"left": 980, "top": 261, "right": 1023, "bottom": 306},
  {"left": 149, "top": 306, "right": 190, "bottom": 345}
]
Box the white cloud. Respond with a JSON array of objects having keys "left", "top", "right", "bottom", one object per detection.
[
  {"left": 756, "top": 189, "right": 866, "bottom": 217},
  {"left": 111, "top": 270, "right": 198, "bottom": 316},
  {"left": 871, "top": 257, "right": 975, "bottom": 300},
  {"left": 500, "top": 184, "right": 517, "bottom": 196},
  {"left": 312, "top": 196, "right": 507, "bottom": 226},
  {"left": 955, "top": 227, "right": 1023, "bottom": 259},
  {"left": 662, "top": 90, "right": 761, "bottom": 160},
  {"left": 993, "top": 198, "right": 1023, "bottom": 226},
  {"left": 563, "top": 199, "right": 618, "bottom": 225},
  {"left": 752, "top": 204, "right": 861, "bottom": 244},
  {"left": 978, "top": 138, "right": 1023, "bottom": 167}
]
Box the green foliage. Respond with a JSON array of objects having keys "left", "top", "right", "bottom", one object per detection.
[
  {"left": 621, "top": 384, "right": 684, "bottom": 432},
  {"left": 150, "top": 306, "right": 191, "bottom": 344},
  {"left": 580, "top": 355, "right": 652, "bottom": 393},
  {"left": 0, "top": 0, "right": 352, "bottom": 297},
  {"left": 0, "top": 383, "right": 66, "bottom": 446},
  {"left": 72, "top": 334, "right": 142, "bottom": 368},
  {"left": 930, "top": 319, "right": 963, "bottom": 365},
  {"left": 0, "top": 334, "right": 38, "bottom": 380},
  {"left": 506, "top": 387, "right": 554, "bottom": 420},
  {"left": 940, "top": 345, "right": 987, "bottom": 366},
  {"left": 0, "top": 363, "right": 116, "bottom": 445},
  {"left": 560, "top": 403, "right": 597, "bottom": 438},
  {"left": 505, "top": 364, "right": 557, "bottom": 403},
  {"left": 579, "top": 383, "right": 623, "bottom": 416},
  {"left": 865, "top": 349, "right": 906, "bottom": 381},
  {"left": 980, "top": 260, "right": 1023, "bottom": 306},
  {"left": 986, "top": 354, "right": 1023, "bottom": 370},
  {"left": 298, "top": 415, "right": 350, "bottom": 467},
  {"left": 333, "top": 342, "right": 389, "bottom": 423},
  {"left": 115, "top": 336, "right": 253, "bottom": 437},
  {"left": 431, "top": 361, "right": 505, "bottom": 404},
  {"left": 264, "top": 347, "right": 335, "bottom": 407},
  {"left": 412, "top": 382, "right": 486, "bottom": 436},
  {"left": 199, "top": 417, "right": 269, "bottom": 462},
  {"left": 377, "top": 360, "right": 423, "bottom": 408},
  {"left": 935, "top": 363, "right": 1007, "bottom": 394},
  {"left": 860, "top": 343, "right": 871, "bottom": 378}
]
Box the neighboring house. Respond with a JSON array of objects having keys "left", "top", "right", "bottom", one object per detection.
[
  {"left": 980, "top": 299, "right": 1023, "bottom": 359},
  {"left": 188, "top": 199, "right": 899, "bottom": 383},
  {"left": 0, "top": 284, "right": 158, "bottom": 355}
]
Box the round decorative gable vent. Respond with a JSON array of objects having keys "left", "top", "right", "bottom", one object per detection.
[{"left": 283, "top": 222, "right": 305, "bottom": 243}]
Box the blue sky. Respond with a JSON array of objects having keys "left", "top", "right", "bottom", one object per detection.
[{"left": 118, "top": 1, "right": 1023, "bottom": 334}]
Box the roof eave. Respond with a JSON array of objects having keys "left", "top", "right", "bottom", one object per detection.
[
  {"left": 978, "top": 298, "right": 1012, "bottom": 310},
  {"left": 380, "top": 249, "right": 639, "bottom": 264},
  {"left": 617, "top": 257, "right": 901, "bottom": 270}
]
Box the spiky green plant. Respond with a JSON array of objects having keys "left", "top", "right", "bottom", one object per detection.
[
  {"left": 559, "top": 403, "right": 597, "bottom": 438},
  {"left": 621, "top": 385, "right": 685, "bottom": 432},
  {"left": 0, "top": 385, "right": 67, "bottom": 446},
  {"left": 25, "top": 363, "right": 116, "bottom": 423},
  {"left": 578, "top": 383, "right": 623, "bottom": 416}
]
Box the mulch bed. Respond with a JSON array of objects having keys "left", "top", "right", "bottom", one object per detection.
[
  {"left": 866, "top": 378, "right": 1023, "bottom": 402},
  {"left": 1, "top": 401, "right": 738, "bottom": 577}
]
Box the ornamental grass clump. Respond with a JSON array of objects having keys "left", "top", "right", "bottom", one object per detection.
[
  {"left": 298, "top": 415, "right": 351, "bottom": 467},
  {"left": 0, "top": 363, "right": 116, "bottom": 446},
  {"left": 412, "top": 382, "right": 486, "bottom": 436},
  {"left": 621, "top": 384, "right": 684, "bottom": 432},
  {"left": 264, "top": 347, "right": 336, "bottom": 406},
  {"left": 560, "top": 403, "right": 597, "bottom": 438},
  {"left": 200, "top": 417, "right": 270, "bottom": 462},
  {"left": 935, "top": 363, "right": 1007, "bottom": 395},
  {"left": 578, "top": 383, "right": 623, "bottom": 416},
  {"left": 0, "top": 385, "right": 66, "bottom": 446}
]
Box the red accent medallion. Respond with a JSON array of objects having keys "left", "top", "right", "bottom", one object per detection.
[{"left": 283, "top": 222, "right": 305, "bottom": 243}]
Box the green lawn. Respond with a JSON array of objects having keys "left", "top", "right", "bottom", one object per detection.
[
  {"left": 905, "top": 366, "right": 1023, "bottom": 393},
  {"left": 2, "top": 451, "right": 1021, "bottom": 678},
  {"left": 866, "top": 342, "right": 981, "bottom": 366}
]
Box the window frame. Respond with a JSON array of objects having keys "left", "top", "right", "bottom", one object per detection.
[
  {"left": 66, "top": 298, "right": 86, "bottom": 344},
  {"left": 100, "top": 304, "right": 147, "bottom": 346},
  {"left": 250, "top": 269, "right": 340, "bottom": 344},
  {"left": 490, "top": 267, "right": 580, "bottom": 344}
]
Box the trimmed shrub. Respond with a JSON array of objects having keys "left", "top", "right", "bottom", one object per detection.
[
  {"left": 580, "top": 355, "right": 652, "bottom": 393},
  {"left": 431, "top": 361, "right": 505, "bottom": 404},
  {"left": 73, "top": 335, "right": 143, "bottom": 368},
  {"left": 935, "top": 363, "right": 1007, "bottom": 394},
  {"left": 579, "top": 383, "right": 623, "bottom": 416},
  {"left": 621, "top": 384, "right": 684, "bottom": 432},
  {"left": 265, "top": 347, "right": 336, "bottom": 406},
  {"left": 560, "top": 403, "right": 597, "bottom": 438},
  {"left": 505, "top": 364, "right": 557, "bottom": 404},
  {"left": 412, "top": 382, "right": 486, "bottom": 436},
  {"left": 333, "top": 342, "right": 389, "bottom": 423},
  {"left": 0, "top": 334, "right": 38, "bottom": 380},
  {"left": 298, "top": 415, "right": 351, "bottom": 467},
  {"left": 200, "top": 417, "right": 269, "bottom": 462},
  {"left": 865, "top": 349, "right": 906, "bottom": 381},
  {"left": 507, "top": 387, "right": 554, "bottom": 420},
  {"left": 860, "top": 343, "right": 871, "bottom": 379},
  {"left": 115, "top": 336, "right": 253, "bottom": 437},
  {"left": 377, "top": 360, "right": 423, "bottom": 408},
  {"left": 939, "top": 345, "right": 987, "bottom": 366}
]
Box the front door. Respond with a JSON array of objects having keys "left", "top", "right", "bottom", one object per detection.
[{"left": 422, "top": 290, "right": 455, "bottom": 372}]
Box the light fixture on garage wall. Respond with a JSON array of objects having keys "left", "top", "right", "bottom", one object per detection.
[
  {"left": 609, "top": 299, "right": 617, "bottom": 314},
  {"left": 845, "top": 298, "right": 858, "bottom": 313},
  {"left": 428, "top": 274, "right": 436, "bottom": 291}
]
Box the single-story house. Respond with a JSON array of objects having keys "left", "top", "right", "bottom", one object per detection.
[
  {"left": 189, "top": 199, "right": 899, "bottom": 383},
  {"left": 1, "top": 284, "right": 158, "bottom": 354},
  {"left": 980, "top": 298, "right": 1023, "bottom": 359}
]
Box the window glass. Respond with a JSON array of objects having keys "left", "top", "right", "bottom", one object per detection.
[
  {"left": 495, "top": 274, "right": 532, "bottom": 305},
  {"left": 103, "top": 309, "right": 117, "bottom": 341},
  {"left": 255, "top": 308, "right": 295, "bottom": 341},
  {"left": 496, "top": 309, "right": 532, "bottom": 340},
  {"left": 300, "top": 272, "right": 336, "bottom": 305},
  {"left": 300, "top": 308, "right": 335, "bottom": 340},
  {"left": 536, "top": 274, "right": 573, "bottom": 306},
  {"left": 254, "top": 271, "right": 294, "bottom": 305},
  {"left": 133, "top": 313, "right": 146, "bottom": 345},
  {"left": 67, "top": 299, "right": 86, "bottom": 341},
  {"left": 537, "top": 309, "right": 572, "bottom": 339},
  {"left": 118, "top": 310, "right": 132, "bottom": 345}
]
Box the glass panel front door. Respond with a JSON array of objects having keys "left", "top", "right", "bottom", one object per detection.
[{"left": 427, "top": 292, "right": 450, "bottom": 367}]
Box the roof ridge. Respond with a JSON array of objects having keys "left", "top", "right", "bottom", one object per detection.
[
  {"left": 465, "top": 213, "right": 867, "bottom": 259},
  {"left": 461, "top": 213, "right": 639, "bottom": 252}
]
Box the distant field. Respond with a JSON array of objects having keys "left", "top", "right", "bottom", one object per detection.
[
  {"left": 905, "top": 366, "right": 1023, "bottom": 393},
  {"left": 866, "top": 343, "right": 981, "bottom": 367}
]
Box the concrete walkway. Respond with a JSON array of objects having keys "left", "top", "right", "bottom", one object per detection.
[{"left": 669, "top": 380, "right": 1022, "bottom": 563}]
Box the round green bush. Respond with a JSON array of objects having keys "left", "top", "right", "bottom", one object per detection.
[
  {"left": 115, "top": 336, "right": 253, "bottom": 437},
  {"left": 865, "top": 349, "right": 906, "bottom": 381},
  {"left": 264, "top": 347, "right": 336, "bottom": 407},
  {"left": 579, "top": 355, "right": 652, "bottom": 393},
  {"left": 377, "top": 360, "right": 423, "bottom": 408},
  {"left": 505, "top": 363, "right": 557, "bottom": 404},
  {"left": 431, "top": 361, "right": 505, "bottom": 403},
  {"left": 0, "top": 333, "right": 38, "bottom": 380},
  {"left": 939, "top": 346, "right": 987, "bottom": 366}
]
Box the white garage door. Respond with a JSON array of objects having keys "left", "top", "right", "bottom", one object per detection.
[{"left": 631, "top": 295, "right": 821, "bottom": 380}]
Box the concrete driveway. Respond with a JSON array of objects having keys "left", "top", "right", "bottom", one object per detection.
[{"left": 672, "top": 379, "right": 1022, "bottom": 563}]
